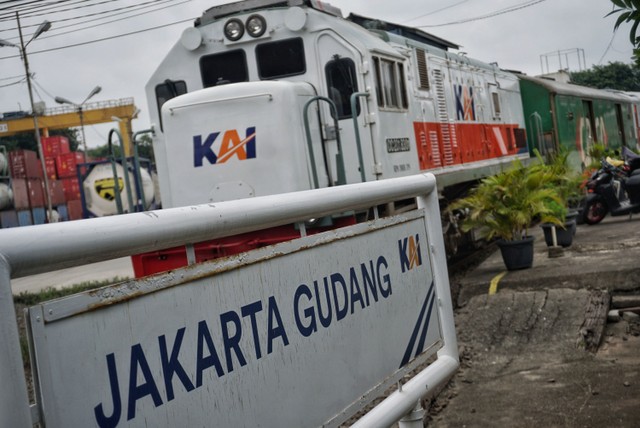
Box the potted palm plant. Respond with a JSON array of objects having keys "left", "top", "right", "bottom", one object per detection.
[
  {"left": 534, "top": 150, "right": 583, "bottom": 246},
  {"left": 451, "top": 159, "right": 563, "bottom": 270}
]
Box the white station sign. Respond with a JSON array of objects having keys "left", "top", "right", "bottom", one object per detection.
[{"left": 28, "top": 212, "right": 443, "bottom": 427}]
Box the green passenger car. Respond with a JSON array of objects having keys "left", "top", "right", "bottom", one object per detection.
[{"left": 518, "top": 74, "right": 637, "bottom": 170}]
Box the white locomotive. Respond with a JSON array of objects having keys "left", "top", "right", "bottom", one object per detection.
[{"left": 139, "top": 0, "right": 530, "bottom": 275}]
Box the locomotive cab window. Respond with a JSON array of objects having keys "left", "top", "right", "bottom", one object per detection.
[
  {"left": 257, "top": 38, "right": 306, "bottom": 79},
  {"left": 200, "top": 49, "right": 248, "bottom": 88},
  {"left": 325, "top": 56, "right": 360, "bottom": 119},
  {"left": 372, "top": 56, "right": 408, "bottom": 110},
  {"left": 155, "top": 79, "right": 187, "bottom": 131}
]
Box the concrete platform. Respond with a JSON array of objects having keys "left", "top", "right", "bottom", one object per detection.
[
  {"left": 10, "top": 257, "right": 134, "bottom": 295},
  {"left": 457, "top": 215, "right": 640, "bottom": 306},
  {"left": 431, "top": 215, "right": 640, "bottom": 426}
]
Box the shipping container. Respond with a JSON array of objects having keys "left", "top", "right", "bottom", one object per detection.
[
  {"left": 32, "top": 207, "right": 46, "bottom": 225},
  {"left": 56, "top": 204, "right": 68, "bottom": 221},
  {"left": 67, "top": 199, "right": 83, "bottom": 220},
  {"left": 44, "top": 157, "right": 57, "bottom": 180},
  {"left": 27, "top": 178, "right": 45, "bottom": 207},
  {"left": 60, "top": 177, "right": 81, "bottom": 201},
  {"left": 49, "top": 179, "right": 66, "bottom": 205},
  {"left": 42, "top": 135, "right": 70, "bottom": 158},
  {"left": 0, "top": 210, "right": 19, "bottom": 228},
  {"left": 55, "top": 152, "right": 85, "bottom": 178},
  {"left": 11, "top": 178, "right": 30, "bottom": 210},
  {"left": 9, "top": 150, "right": 43, "bottom": 179},
  {"left": 17, "top": 210, "right": 33, "bottom": 226}
]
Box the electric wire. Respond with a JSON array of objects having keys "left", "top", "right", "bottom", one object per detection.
[
  {"left": 402, "top": 0, "right": 471, "bottom": 23},
  {"left": 0, "top": 0, "right": 181, "bottom": 40},
  {"left": 417, "top": 0, "right": 548, "bottom": 28},
  {"left": 0, "top": 15, "right": 195, "bottom": 60}
]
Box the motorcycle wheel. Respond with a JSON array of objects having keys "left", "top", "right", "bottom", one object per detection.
[{"left": 583, "top": 199, "right": 608, "bottom": 225}]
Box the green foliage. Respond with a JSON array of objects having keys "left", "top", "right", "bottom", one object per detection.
[
  {"left": 570, "top": 61, "right": 640, "bottom": 91},
  {"left": 608, "top": 0, "right": 640, "bottom": 65},
  {"left": 0, "top": 128, "right": 80, "bottom": 152},
  {"left": 13, "top": 277, "right": 126, "bottom": 306},
  {"left": 450, "top": 159, "right": 564, "bottom": 242}
]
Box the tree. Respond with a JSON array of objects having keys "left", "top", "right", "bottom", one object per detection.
[
  {"left": 608, "top": 0, "right": 640, "bottom": 64},
  {"left": 0, "top": 128, "right": 79, "bottom": 152},
  {"left": 570, "top": 61, "right": 640, "bottom": 90}
]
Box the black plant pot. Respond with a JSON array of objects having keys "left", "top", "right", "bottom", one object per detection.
[
  {"left": 566, "top": 210, "right": 579, "bottom": 236},
  {"left": 541, "top": 222, "right": 574, "bottom": 247},
  {"left": 497, "top": 236, "right": 535, "bottom": 270}
]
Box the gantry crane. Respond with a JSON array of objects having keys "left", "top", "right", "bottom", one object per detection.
[{"left": 0, "top": 98, "right": 139, "bottom": 155}]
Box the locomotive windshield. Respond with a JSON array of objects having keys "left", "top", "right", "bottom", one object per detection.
[
  {"left": 256, "top": 37, "right": 306, "bottom": 79},
  {"left": 200, "top": 49, "right": 249, "bottom": 87}
]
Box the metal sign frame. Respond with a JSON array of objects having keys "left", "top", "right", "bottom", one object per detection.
[{"left": 0, "top": 173, "right": 459, "bottom": 427}]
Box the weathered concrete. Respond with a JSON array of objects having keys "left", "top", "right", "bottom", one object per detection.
[
  {"left": 457, "top": 216, "right": 640, "bottom": 306},
  {"left": 430, "top": 215, "right": 640, "bottom": 426},
  {"left": 10, "top": 257, "right": 133, "bottom": 294}
]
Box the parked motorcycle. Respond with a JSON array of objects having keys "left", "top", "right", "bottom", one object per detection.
[{"left": 581, "top": 147, "right": 640, "bottom": 225}]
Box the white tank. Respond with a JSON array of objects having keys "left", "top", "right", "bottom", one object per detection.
[
  {"left": 0, "top": 182, "right": 13, "bottom": 211},
  {"left": 83, "top": 162, "right": 155, "bottom": 217}
]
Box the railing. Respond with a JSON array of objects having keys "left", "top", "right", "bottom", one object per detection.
[{"left": 0, "top": 173, "right": 458, "bottom": 427}]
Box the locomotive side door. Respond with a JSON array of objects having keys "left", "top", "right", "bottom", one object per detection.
[{"left": 315, "top": 32, "right": 375, "bottom": 185}]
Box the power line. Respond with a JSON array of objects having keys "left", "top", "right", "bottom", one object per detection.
[
  {"left": 37, "top": 0, "right": 186, "bottom": 42},
  {"left": 418, "top": 0, "right": 548, "bottom": 28},
  {"left": 0, "top": 0, "right": 179, "bottom": 39},
  {"left": 0, "top": 15, "right": 195, "bottom": 60},
  {"left": 403, "top": 0, "right": 471, "bottom": 24},
  {"left": 0, "top": 77, "right": 25, "bottom": 88}
]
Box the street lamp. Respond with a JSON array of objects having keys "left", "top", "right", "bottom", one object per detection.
[
  {"left": 0, "top": 13, "right": 53, "bottom": 223},
  {"left": 55, "top": 85, "right": 102, "bottom": 163}
]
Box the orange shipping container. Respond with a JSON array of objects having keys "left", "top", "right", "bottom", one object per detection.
[
  {"left": 49, "top": 180, "right": 66, "bottom": 205},
  {"left": 44, "top": 157, "right": 57, "bottom": 180},
  {"left": 42, "top": 135, "right": 70, "bottom": 158},
  {"left": 60, "top": 177, "right": 81, "bottom": 201},
  {"left": 9, "top": 150, "right": 43, "bottom": 179},
  {"left": 55, "top": 152, "right": 85, "bottom": 178},
  {"left": 67, "top": 199, "right": 84, "bottom": 220},
  {"left": 27, "top": 178, "right": 45, "bottom": 208}
]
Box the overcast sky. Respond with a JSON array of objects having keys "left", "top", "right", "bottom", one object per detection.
[{"left": 0, "top": 0, "right": 634, "bottom": 148}]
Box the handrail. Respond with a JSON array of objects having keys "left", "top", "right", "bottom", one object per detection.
[
  {"left": 350, "top": 91, "right": 370, "bottom": 182},
  {"left": 0, "top": 173, "right": 450, "bottom": 428},
  {"left": 303, "top": 96, "right": 346, "bottom": 188}
]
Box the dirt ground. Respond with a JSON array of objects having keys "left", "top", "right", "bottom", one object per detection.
[{"left": 426, "top": 288, "right": 640, "bottom": 427}]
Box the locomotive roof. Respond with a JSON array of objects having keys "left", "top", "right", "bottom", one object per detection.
[
  {"left": 195, "top": 0, "right": 459, "bottom": 51},
  {"left": 518, "top": 74, "right": 632, "bottom": 103},
  {"left": 347, "top": 13, "right": 459, "bottom": 51}
]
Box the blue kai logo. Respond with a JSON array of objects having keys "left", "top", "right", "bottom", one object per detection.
[
  {"left": 398, "top": 234, "right": 423, "bottom": 273},
  {"left": 193, "top": 127, "right": 256, "bottom": 167}
]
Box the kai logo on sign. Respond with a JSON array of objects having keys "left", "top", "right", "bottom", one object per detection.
[
  {"left": 454, "top": 84, "right": 476, "bottom": 121},
  {"left": 399, "top": 234, "right": 423, "bottom": 273},
  {"left": 193, "top": 127, "right": 256, "bottom": 167}
]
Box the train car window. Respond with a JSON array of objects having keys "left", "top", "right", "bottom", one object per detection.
[
  {"left": 372, "top": 56, "right": 408, "bottom": 111},
  {"left": 256, "top": 38, "right": 306, "bottom": 79},
  {"left": 372, "top": 57, "right": 384, "bottom": 108},
  {"left": 416, "top": 49, "right": 430, "bottom": 90},
  {"left": 492, "top": 92, "right": 501, "bottom": 116},
  {"left": 200, "top": 50, "right": 248, "bottom": 88},
  {"left": 398, "top": 63, "right": 408, "bottom": 108},
  {"left": 325, "top": 56, "right": 360, "bottom": 119},
  {"left": 155, "top": 79, "right": 187, "bottom": 131}
]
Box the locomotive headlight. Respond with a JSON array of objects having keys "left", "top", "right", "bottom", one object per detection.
[
  {"left": 246, "top": 14, "right": 266, "bottom": 37},
  {"left": 224, "top": 18, "right": 244, "bottom": 41}
]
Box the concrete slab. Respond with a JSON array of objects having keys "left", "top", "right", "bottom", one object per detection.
[
  {"left": 456, "top": 215, "right": 640, "bottom": 306},
  {"left": 10, "top": 257, "right": 134, "bottom": 295},
  {"left": 430, "top": 215, "right": 640, "bottom": 426}
]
